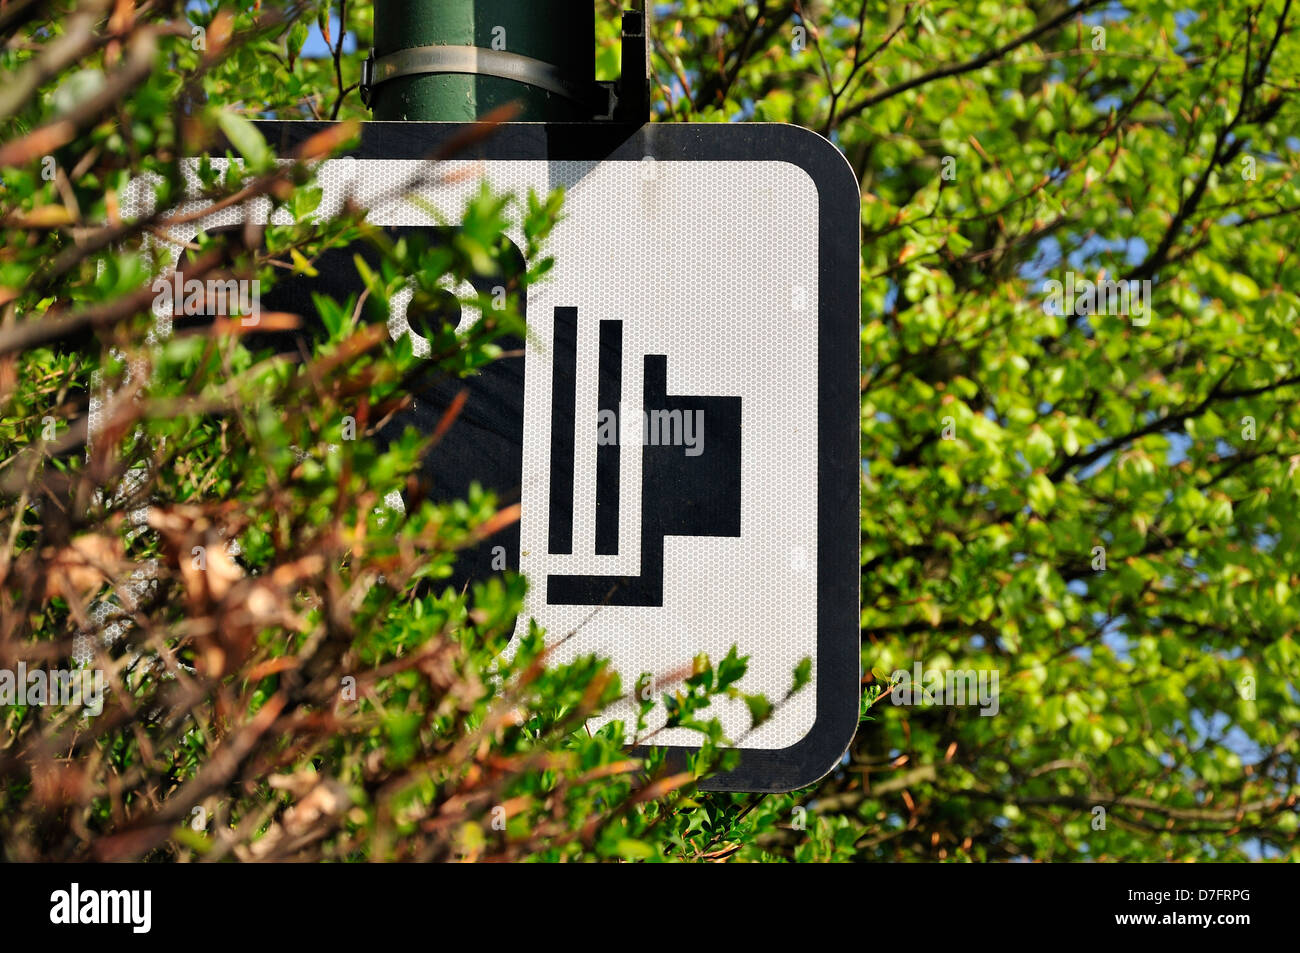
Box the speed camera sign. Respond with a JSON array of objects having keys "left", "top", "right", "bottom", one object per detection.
[{"left": 151, "top": 121, "right": 861, "bottom": 792}]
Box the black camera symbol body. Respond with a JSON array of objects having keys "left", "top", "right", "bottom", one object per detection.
[{"left": 544, "top": 311, "right": 742, "bottom": 607}]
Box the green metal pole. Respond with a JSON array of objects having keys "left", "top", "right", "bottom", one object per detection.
[{"left": 371, "top": 0, "right": 596, "bottom": 122}]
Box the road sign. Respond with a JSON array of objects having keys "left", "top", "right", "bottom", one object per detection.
[{"left": 157, "top": 121, "right": 860, "bottom": 792}]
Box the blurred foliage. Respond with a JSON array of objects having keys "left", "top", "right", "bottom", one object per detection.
[
  {"left": 1, "top": 0, "right": 1298, "bottom": 862},
  {"left": 0, "top": 0, "right": 798, "bottom": 862}
]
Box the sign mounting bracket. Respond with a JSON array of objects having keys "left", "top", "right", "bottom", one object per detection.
[{"left": 361, "top": 5, "right": 651, "bottom": 123}]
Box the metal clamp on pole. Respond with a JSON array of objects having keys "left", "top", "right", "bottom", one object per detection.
[
  {"left": 360, "top": 52, "right": 375, "bottom": 108},
  {"left": 361, "top": 5, "right": 651, "bottom": 123},
  {"left": 361, "top": 44, "right": 612, "bottom": 116}
]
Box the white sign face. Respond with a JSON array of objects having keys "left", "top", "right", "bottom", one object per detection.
[
  {"left": 139, "top": 123, "right": 861, "bottom": 791},
  {"left": 514, "top": 156, "right": 820, "bottom": 750}
]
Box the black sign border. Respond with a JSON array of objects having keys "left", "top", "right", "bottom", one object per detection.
[{"left": 254, "top": 120, "right": 861, "bottom": 793}]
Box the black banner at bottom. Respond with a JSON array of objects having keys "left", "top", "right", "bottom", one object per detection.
[{"left": 2, "top": 861, "right": 1283, "bottom": 941}]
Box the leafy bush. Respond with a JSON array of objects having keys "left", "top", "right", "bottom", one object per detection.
[{"left": 0, "top": 1, "right": 812, "bottom": 862}]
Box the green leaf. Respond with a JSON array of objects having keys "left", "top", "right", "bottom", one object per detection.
[
  {"left": 215, "top": 110, "right": 272, "bottom": 170},
  {"left": 287, "top": 21, "right": 308, "bottom": 69}
]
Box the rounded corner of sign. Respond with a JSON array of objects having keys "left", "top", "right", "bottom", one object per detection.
[
  {"left": 763, "top": 714, "right": 861, "bottom": 794},
  {"left": 767, "top": 123, "right": 861, "bottom": 204}
]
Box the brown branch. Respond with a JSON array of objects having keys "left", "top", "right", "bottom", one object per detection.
[{"left": 836, "top": 0, "right": 1110, "bottom": 124}]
